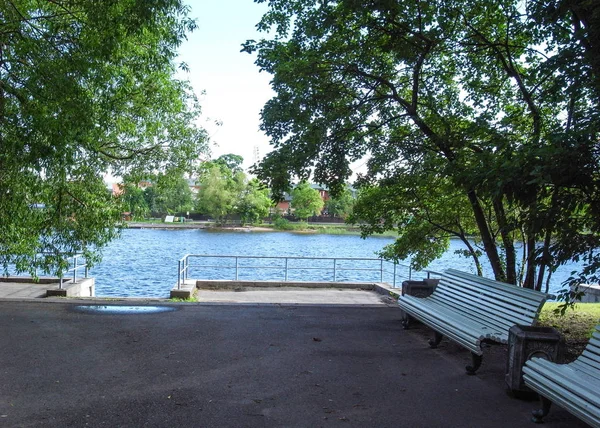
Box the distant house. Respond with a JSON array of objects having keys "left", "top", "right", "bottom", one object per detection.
[
  {"left": 137, "top": 180, "right": 153, "bottom": 189},
  {"left": 310, "top": 183, "right": 330, "bottom": 204},
  {"left": 273, "top": 192, "right": 292, "bottom": 214},
  {"left": 272, "top": 183, "right": 332, "bottom": 215},
  {"left": 111, "top": 183, "right": 124, "bottom": 196},
  {"left": 186, "top": 178, "right": 201, "bottom": 194}
]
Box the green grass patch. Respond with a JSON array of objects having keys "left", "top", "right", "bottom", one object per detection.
[
  {"left": 169, "top": 296, "right": 198, "bottom": 303},
  {"left": 539, "top": 302, "right": 600, "bottom": 343}
]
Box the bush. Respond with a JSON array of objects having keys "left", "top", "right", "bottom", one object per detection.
[{"left": 273, "top": 218, "right": 309, "bottom": 231}]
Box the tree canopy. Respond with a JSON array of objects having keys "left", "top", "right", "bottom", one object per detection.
[
  {"left": 195, "top": 155, "right": 272, "bottom": 225},
  {"left": 290, "top": 181, "right": 324, "bottom": 220},
  {"left": 325, "top": 186, "right": 354, "bottom": 218},
  {"left": 245, "top": 0, "right": 600, "bottom": 292},
  {"left": 0, "top": 0, "right": 208, "bottom": 275}
]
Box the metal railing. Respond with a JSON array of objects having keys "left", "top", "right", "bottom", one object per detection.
[
  {"left": 26, "top": 253, "right": 89, "bottom": 289},
  {"left": 58, "top": 254, "right": 89, "bottom": 289},
  {"left": 177, "top": 254, "right": 421, "bottom": 290}
]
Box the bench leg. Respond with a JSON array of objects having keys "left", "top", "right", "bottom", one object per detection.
[
  {"left": 465, "top": 353, "right": 483, "bottom": 375},
  {"left": 428, "top": 331, "right": 443, "bottom": 348},
  {"left": 531, "top": 396, "right": 552, "bottom": 424},
  {"left": 401, "top": 312, "right": 411, "bottom": 329}
]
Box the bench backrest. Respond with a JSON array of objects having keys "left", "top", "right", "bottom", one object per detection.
[
  {"left": 576, "top": 325, "right": 600, "bottom": 379},
  {"left": 433, "top": 269, "right": 550, "bottom": 332}
]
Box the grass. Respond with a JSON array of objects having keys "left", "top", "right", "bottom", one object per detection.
[
  {"left": 169, "top": 295, "right": 198, "bottom": 303},
  {"left": 539, "top": 302, "right": 600, "bottom": 341},
  {"left": 538, "top": 302, "right": 600, "bottom": 360}
]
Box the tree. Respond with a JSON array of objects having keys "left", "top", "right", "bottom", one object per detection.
[
  {"left": 195, "top": 165, "right": 236, "bottom": 224},
  {"left": 245, "top": 0, "right": 600, "bottom": 292},
  {"left": 195, "top": 155, "right": 272, "bottom": 225},
  {"left": 349, "top": 177, "right": 483, "bottom": 274},
  {"left": 150, "top": 174, "right": 193, "bottom": 216},
  {"left": 237, "top": 179, "right": 272, "bottom": 225},
  {"left": 290, "top": 182, "right": 324, "bottom": 221},
  {"left": 121, "top": 184, "right": 149, "bottom": 220},
  {"left": 325, "top": 187, "right": 354, "bottom": 219},
  {"left": 0, "top": 0, "right": 207, "bottom": 275}
]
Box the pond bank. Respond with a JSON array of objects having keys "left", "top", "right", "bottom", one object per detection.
[
  {"left": 125, "top": 221, "right": 368, "bottom": 234},
  {"left": 126, "top": 222, "right": 277, "bottom": 232}
]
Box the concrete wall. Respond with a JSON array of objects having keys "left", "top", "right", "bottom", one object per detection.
[
  {"left": 46, "top": 278, "right": 95, "bottom": 298},
  {"left": 573, "top": 284, "right": 600, "bottom": 303}
]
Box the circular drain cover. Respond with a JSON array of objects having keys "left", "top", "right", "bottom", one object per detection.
[{"left": 74, "top": 305, "right": 176, "bottom": 314}]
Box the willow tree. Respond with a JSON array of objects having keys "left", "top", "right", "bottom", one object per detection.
[
  {"left": 0, "top": 0, "right": 208, "bottom": 276},
  {"left": 245, "top": 0, "right": 600, "bottom": 291}
]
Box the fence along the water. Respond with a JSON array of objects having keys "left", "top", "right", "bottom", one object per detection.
[
  {"left": 4, "top": 253, "right": 89, "bottom": 289},
  {"left": 176, "top": 254, "right": 427, "bottom": 289}
]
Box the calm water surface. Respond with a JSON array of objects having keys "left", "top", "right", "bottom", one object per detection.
[{"left": 90, "top": 229, "right": 579, "bottom": 298}]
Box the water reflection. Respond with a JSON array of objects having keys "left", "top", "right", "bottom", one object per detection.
[{"left": 74, "top": 305, "right": 176, "bottom": 314}]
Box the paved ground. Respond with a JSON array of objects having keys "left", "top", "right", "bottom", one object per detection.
[
  {"left": 0, "top": 282, "right": 49, "bottom": 299},
  {"left": 196, "top": 287, "right": 395, "bottom": 305},
  {"left": 0, "top": 300, "right": 588, "bottom": 428}
]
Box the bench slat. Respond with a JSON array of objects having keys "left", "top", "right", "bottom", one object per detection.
[
  {"left": 441, "top": 274, "right": 546, "bottom": 307},
  {"left": 437, "top": 277, "right": 545, "bottom": 313},
  {"left": 421, "top": 295, "right": 520, "bottom": 336},
  {"left": 436, "top": 279, "right": 544, "bottom": 317},
  {"left": 523, "top": 323, "right": 600, "bottom": 427},
  {"left": 570, "top": 359, "right": 600, "bottom": 381},
  {"left": 445, "top": 269, "right": 551, "bottom": 300},
  {"left": 524, "top": 374, "right": 600, "bottom": 427},
  {"left": 430, "top": 288, "right": 536, "bottom": 328},
  {"left": 400, "top": 296, "right": 506, "bottom": 348},
  {"left": 525, "top": 359, "right": 600, "bottom": 406}
]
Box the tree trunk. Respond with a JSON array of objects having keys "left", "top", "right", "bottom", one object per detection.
[
  {"left": 522, "top": 236, "right": 537, "bottom": 290},
  {"left": 466, "top": 189, "right": 506, "bottom": 282},
  {"left": 535, "top": 189, "right": 560, "bottom": 291},
  {"left": 493, "top": 197, "right": 517, "bottom": 284}
]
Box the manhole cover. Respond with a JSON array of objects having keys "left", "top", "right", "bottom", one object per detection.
[{"left": 74, "top": 305, "right": 176, "bottom": 314}]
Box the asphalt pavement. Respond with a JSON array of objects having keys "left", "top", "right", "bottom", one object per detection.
[{"left": 0, "top": 301, "right": 589, "bottom": 427}]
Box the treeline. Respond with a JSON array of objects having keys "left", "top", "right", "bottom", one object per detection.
[{"left": 119, "top": 154, "right": 354, "bottom": 225}]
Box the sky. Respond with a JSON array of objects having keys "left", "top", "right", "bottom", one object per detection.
[{"left": 177, "top": 0, "right": 275, "bottom": 172}]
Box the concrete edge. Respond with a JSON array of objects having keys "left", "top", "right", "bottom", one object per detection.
[
  {"left": 193, "top": 279, "right": 380, "bottom": 290},
  {"left": 372, "top": 282, "right": 402, "bottom": 299},
  {"left": 169, "top": 280, "right": 197, "bottom": 299},
  {"left": 46, "top": 278, "right": 95, "bottom": 298},
  {"left": 168, "top": 279, "right": 403, "bottom": 302}
]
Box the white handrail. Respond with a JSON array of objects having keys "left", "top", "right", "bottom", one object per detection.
[{"left": 176, "top": 254, "right": 415, "bottom": 290}]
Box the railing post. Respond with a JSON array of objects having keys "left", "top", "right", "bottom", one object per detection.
[
  {"left": 178, "top": 260, "right": 181, "bottom": 290},
  {"left": 393, "top": 262, "right": 397, "bottom": 287},
  {"left": 235, "top": 256, "right": 239, "bottom": 280},
  {"left": 333, "top": 258, "right": 337, "bottom": 282},
  {"left": 73, "top": 256, "right": 77, "bottom": 283},
  {"left": 284, "top": 258, "right": 288, "bottom": 281},
  {"left": 184, "top": 256, "right": 188, "bottom": 282},
  {"left": 380, "top": 259, "right": 383, "bottom": 282},
  {"left": 409, "top": 266, "right": 413, "bottom": 280}
]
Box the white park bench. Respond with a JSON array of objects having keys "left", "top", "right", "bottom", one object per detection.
[
  {"left": 398, "top": 269, "right": 550, "bottom": 374},
  {"left": 523, "top": 324, "right": 600, "bottom": 426}
]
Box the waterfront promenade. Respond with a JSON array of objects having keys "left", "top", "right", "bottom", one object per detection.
[{"left": 0, "top": 300, "right": 587, "bottom": 427}]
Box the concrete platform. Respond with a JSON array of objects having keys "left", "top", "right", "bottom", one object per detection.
[
  {"left": 0, "top": 301, "right": 588, "bottom": 427},
  {"left": 0, "top": 277, "right": 95, "bottom": 299},
  {"left": 196, "top": 287, "right": 396, "bottom": 305}
]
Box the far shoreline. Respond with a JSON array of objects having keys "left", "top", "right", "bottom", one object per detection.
[
  {"left": 125, "top": 221, "right": 278, "bottom": 232},
  {"left": 123, "top": 221, "right": 397, "bottom": 237}
]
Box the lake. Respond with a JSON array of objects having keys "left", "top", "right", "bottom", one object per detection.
[{"left": 90, "top": 228, "right": 580, "bottom": 298}]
